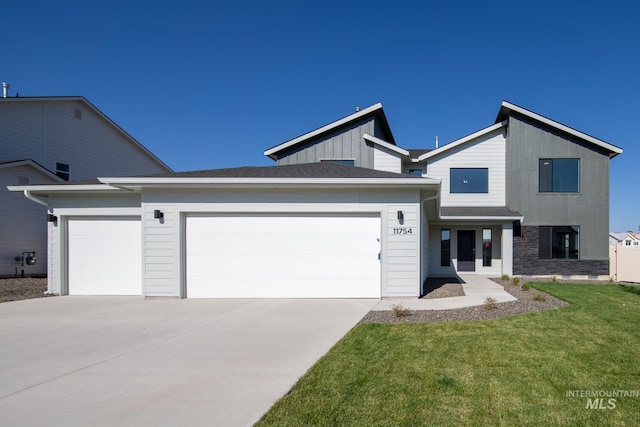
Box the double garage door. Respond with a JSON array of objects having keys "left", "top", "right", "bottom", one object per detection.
[{"left": 186, "top": 214, "right": 381, "bottom": 298}]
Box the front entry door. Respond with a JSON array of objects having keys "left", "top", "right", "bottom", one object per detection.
[{"left": 457, "top": 230, "right": 476, "bottom": 272}]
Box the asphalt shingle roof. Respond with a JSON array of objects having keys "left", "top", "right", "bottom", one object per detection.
[
  {"left": 135, "top": 162, "right": 421, "bottom": 179},
  {"left": 440, "top": 206, "right": 522, "bottom": 217}
]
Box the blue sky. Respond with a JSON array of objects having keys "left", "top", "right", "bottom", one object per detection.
[{"left": 2, "top": 1, "right": 638, "bottom": 231}]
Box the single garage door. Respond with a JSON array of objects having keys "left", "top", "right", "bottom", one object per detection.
[
  {"left": 68, "top": 217, "right": 142, "bottom": 295},
  {"left": 186, "top": 214, "right": 381, "bottom": 298}
]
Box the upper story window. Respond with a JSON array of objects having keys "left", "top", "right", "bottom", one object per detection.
[
  {"left": 539, "top": 158, "right": 579, "bottom": 192},
  {"left": 450, "top": 168, "right": 488, "bottom": 193},
  {"left": 408, "top": 169, "right": 423, "bottom": 177},
  {"left": 320, "top": 159, "right": 355, "bottom": 166},
  {"left": 56, "top": 162, "right": 70, "bottom": 181}
]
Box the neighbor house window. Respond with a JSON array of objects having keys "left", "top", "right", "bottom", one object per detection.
[
  {"left": 450, "top": 168, "right": 488, "bottom": 193},
  {"left": 482, "top": 228, "right": 492, "bottom": 267},
  {"left": 408, "top": 169, "right": 422, "bottom": 177},
  {"left": 626, "top": 240, "right": 632, "bottom": 246},
  {"left": 441, "top": 229, "right": 451, "bottom": 266},
  {"left": 56, "top": 162, "right": 70, "bottom": 181},
  {"left": 320, "top": 159, "right": 355, "bottom": 166},
  {"left": 539, "top": 226, "right": 580, "bottom": 259},
  {"left": 539, "top": 158, "right": 579, "bottom": 192}
]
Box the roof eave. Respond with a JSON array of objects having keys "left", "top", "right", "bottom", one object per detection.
[
  {"left": 498, "top": 101, "right": 623, "bottom": 157},
  {"left": 417, "top": 121, "right": 507, "bottom": 162},
  {"left": 363, "top": 134, "right": 409, "bottom": 157},
  {"left": 99, "top": 176, "right": 441, "bottom": 189},
  {"left": 264, "top": 103, "right": 387, "bottom": 160}
]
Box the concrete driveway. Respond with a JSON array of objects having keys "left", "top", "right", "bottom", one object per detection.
[{"left": 0, "top": 296, "right": 377, "bottom": 426}]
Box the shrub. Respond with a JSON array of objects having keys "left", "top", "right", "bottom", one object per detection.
[
  {"left": 512, "top": 277, "right": 520, "bottom": 286},
  {"left": 533, "top": 293, "right": 546, "bottom": 302},
  {"left": 551, "top": 275, "right": 557, "bottom": 283},
  {"left": 391, "top": 303, "right": 411, "bottom": 318},
  {"left": 484, "top": 297, "right": 498, "bottom": 311},
  {"left": 501, "top": 274, "right": 510, "bottom": 281},
  {"left": 521, "top": 283, "right": 530, "bottom": 291}
]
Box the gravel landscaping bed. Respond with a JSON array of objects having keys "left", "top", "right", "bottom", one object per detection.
[
  {"left": 0, "top": 277, "right": 51, "bottom": 303},
  {"left": 361, "top": 278, "right": 570, "bottom": 324}
]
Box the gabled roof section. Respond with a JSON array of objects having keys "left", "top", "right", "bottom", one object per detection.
[
  {"left": 416, "top": 121, "right": 507, "bottom": 162},
  {"left": 0, "top": 96, "right": 173, "bottom": 171},
  {"left": 264, "top": 103, "right": 395, "bottom": 160},
  {"left": 0, "top": 159, "right": 63, "bottom": 182},
  {"left": 496, "top": 101, "right": 623, "bottom": 158},
  {"left": 363, "top": 134, "right": 409, "bottom": 157}
]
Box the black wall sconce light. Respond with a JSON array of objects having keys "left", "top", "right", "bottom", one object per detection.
[
  {"left": 47, "top": 214, "right": 58, "bottom": 226},
  {"left": 154, "top": 209, "right": 164, "bottom": 221},
  {"left": 397, "top": 210, "right": 404, "bottom": 222}
]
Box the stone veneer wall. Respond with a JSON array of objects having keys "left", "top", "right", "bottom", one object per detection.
[{"left": 513, "top": 226, "right": 609, "bottom": 276}]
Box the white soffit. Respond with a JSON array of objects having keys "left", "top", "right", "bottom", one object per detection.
[{"left": 363, "top": 134, "right": 409, "bottom": 156}]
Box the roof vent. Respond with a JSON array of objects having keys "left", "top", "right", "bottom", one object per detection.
[
  {"left": 355, "top": 106, "right": 360, "bottom": 112},
  {"left": 2, "top": 82, "right": 9, "bottom": 98}
]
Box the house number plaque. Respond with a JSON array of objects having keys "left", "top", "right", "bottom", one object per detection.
[{"left": 393, "top": 228, "right": 413, "bottom": 235}]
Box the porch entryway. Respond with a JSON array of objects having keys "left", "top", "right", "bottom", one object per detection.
[{"left": 457, "top": 230, "right": 476, "bottom": 271}]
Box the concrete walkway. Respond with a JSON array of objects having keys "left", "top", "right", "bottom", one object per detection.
[{"left": 372, "top": 274, "right": 516, "bottom": 311}]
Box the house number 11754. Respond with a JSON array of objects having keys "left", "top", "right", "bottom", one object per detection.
[{"left": 393, "top": 228, "right": 413, "bottom": 235}]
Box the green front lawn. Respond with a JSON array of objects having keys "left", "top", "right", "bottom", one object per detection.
[{"left": 257, "top": 283, "right": 640, "bottom": 426}]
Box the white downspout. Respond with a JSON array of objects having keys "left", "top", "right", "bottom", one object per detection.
[
  {"left": 23, "top": 190, "right": 54, "bottom": 294},
  {"left": 24, "top": 190, "right": 49, "bottom": 208}
]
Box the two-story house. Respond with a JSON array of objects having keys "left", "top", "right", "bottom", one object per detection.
[
  {"left": 1, "top": 95, "right": 172, "bottom": 276},
  {"left": 10, "top": 101, "right": 621, "bottom": 297}
]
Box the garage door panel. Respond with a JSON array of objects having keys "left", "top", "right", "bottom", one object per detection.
[
  {"left": 68, "top": 218, "right": 142, "bottom": 296},
  {"left": 186, "top": 215, "right": 380, "bottom": 298}
]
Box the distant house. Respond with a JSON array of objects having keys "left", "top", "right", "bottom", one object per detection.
[
  {"left": 1, "top": 95, "right": 171, "bottom": 276},
  {"left": 11, "top": 101, "right": 622, "bottom": 297},
  {"left": 609, "top": 232, "right": 640, "bottom": 247}
]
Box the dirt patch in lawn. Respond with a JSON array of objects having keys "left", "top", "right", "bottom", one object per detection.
[{"left": 0, "top": 277, "right": 52, "bottom": 303}]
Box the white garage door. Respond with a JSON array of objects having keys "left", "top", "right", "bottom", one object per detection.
[
  {"left": 68, "top": 218, "right": 142, "bottom": 295},
  {"left": 186, "top": 214, "right": 381, "bottom": 298}
]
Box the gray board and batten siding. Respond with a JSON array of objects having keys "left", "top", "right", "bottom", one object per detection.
[
  {"left": 275, "top": 116, "right": 392, "bottom": 168},
  {"left": 506, "top": 114, "right": 610, "bottom": 261}
]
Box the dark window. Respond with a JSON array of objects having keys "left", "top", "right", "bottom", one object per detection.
[
  {"left": 482, "top": 228, "right": 492, "bottom": 267},
  {"left": 539, "top": 159, "right": 579, "bottom": 192},
  {"left": 56, "top": 162, "right": 70, "bottom": 181},
  {"left": 320, "top": 159, "right": 355, "bottom": 166},
  {"left": 408, "top": 169, "right": 422, "bottom": 177},
  {"left": 539, "top": 226, "right": 580, "bottom": 259},
  {"left": 441, "top": 229, "right": 451, "bottom": 266},
  {"left": 450, "top": 168, "right": 488, "bottom": 193}
]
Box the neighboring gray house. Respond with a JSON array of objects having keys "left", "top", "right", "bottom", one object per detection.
[
  {"left": 1, "top": 95, "right": 171, "bottom": 276},
  {"left": 10, "top": 101, "right": 622, "bottom": 297}
]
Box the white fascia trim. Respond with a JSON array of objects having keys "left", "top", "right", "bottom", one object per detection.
[
  {"left": 439, "top": 215, "right": 524, "bottom": 221},
  {"left": 7, "top": 184, "right": 124, "bottom": 193},
  {"left": 264, "top": 103, "right": 383, "bottom": 158},
  {"left": 417, "top": 121, "right": 507, "bottom": 162},
  {"left": 99, "top": 176, "right": 441, "bottom": 188},
  {"left": 363, "top": 134, "right": 409, "bottom": 156},
  {"left": 501, "top": 101, "right": 623, "bottom": 155}
]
